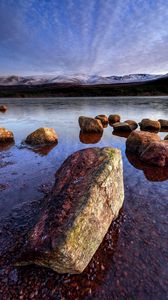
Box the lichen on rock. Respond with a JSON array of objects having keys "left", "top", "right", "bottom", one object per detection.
[{"left": 15, "top": 147, "right": 124, "bottom": 274}]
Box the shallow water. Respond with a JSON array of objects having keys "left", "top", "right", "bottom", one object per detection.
[{"left": 0, "top": 97, "right": 168, "bottom": 299}]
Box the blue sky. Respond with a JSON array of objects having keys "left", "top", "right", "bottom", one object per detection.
[{"left": 0, "top": 0, "right": 168, "bottom": 76}]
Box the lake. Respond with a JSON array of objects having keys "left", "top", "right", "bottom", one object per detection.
[{"left": 0, "top": 97, "right": 168, "bottom": 299}]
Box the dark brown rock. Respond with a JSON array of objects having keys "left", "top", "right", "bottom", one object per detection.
[
  {"left": 95, "top": 115, "right": 108, "bottom": 126},
  {"left": 16, "top": 147, "right": 124, "bottom": 274},
  {"left": 126, "top": 131, "right": 161, "bottom": 154},
  {"left": 79, "top": 116, "right": 103, "bottom": 133},
  {"left": 140, "top": 141, "right": 168, "bottom": 167},
  {"left": 108, "top": 114, "right": 120, "bottom": 124},
  {"left": 139, "top": 119, "right": 161, "bottom": 132},
  {"left": 158, "top": 119, "right": 168, "bottom": 129},
  {"left": 0, "top": 105, "right": 7, "bottom": 112},
  {"left": 25, "top": 128, "right": 58, "bottom": 145},
  {"left": 164, "top": 135, "right": 168, "bottom": 140},
  {"left": 124, "top": 120, "right": 138, "bottom": 130},
  {"left": 112, "top": 122, "right": 134, "bottom": 132},
  {"left": 112, "top": 131, "right": 131, "bottom": 138},
  {"left": 0, "top": 128, "right": 14, "bottom": 143}
]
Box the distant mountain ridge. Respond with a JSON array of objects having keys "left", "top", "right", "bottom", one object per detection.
[{"left": 0, "top": 73, "right": 167, "bottom": 86}]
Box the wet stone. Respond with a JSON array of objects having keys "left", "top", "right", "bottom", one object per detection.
[{"left": 16, "top": 147, "right": 124, "bottom": 274}]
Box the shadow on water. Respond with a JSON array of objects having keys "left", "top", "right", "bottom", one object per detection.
[{"left": 79, "top": 131, "right": 103, "bottom": 144}]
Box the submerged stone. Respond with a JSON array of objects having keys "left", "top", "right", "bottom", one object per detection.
[
  {"left": 25, "top": 128, "right": 58, "bottom": 145},
  {"left": 16, "top": 147, "right": 124, "bottom": 274}
]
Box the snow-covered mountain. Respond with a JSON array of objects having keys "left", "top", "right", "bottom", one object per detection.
[{"left": 0, "top": 73, "right": 167, "bottom": 86}]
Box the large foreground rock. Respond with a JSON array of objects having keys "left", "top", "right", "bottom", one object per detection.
[
  {"left": 139, "top": 119, "right": 161, "bottom": 132},
  {"left": 126, "top": 131, "right": 161, "bottom": 154},
  {"left": 16, "top": 147, "right": 124, "bottom": 274},
  {"left": 25, "top": 128, "right": 58, "bottom": 145},
  {"left": 0, "top": 128, "right": 14, "bottom": 143},
  {"left": 140, "top": 141, "right": 168, "bottom": 167},
  {"left": 79, "top": 116, "right": 103, "bottom": 133}
]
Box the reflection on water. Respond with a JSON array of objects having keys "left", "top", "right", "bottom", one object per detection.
[
  {"left": 79, "top": 131, "right": 103, "bottom": 144},
  {"left": 0, "top": 142, "right": 15, "bottom": 152},
  {"left": 112, "top": 130, "right": 131, "bottom": 138},
  {"left": 126, "top": 151, "right": 168, "bottom": 181},
  {"left": 0, "top": 97, "right": 168, "bottom": 299}
]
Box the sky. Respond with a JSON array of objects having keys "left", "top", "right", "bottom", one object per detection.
[{"left": 0, "top": 0, "right": 168, "bottom": 76}]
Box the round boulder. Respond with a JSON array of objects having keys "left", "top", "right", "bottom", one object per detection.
[
  {"left": 79, "top": 116, "right": 103, "bottom": 133},
  {"left": 140, "top": 141, "right": 168, "bottom": 167},
  {"left": 108, "top": 114, "right": 120, "bottom": 124},
  {"left": 126, "top": 131, "right": 161, "bottom": 154},
  {"left": 25, "top": 128, "right": 58, "bottom": 145},
  {"left": 0, "top": 128, "right": 14, "bottom": 143},
  {"left": 139, "top": 119, "right": 161, "bottom": 132},
  {"left": 95, "top": 114, "right": 108, "bottom": 126}
]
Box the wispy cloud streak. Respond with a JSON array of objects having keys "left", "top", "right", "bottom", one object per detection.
[{"left": 0, "top": 0, "right": 168, "bottom": 75}]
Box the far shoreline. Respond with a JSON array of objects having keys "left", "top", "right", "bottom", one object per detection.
[{"left": 0, "top": 76, "right": 168, "bottom": 98}]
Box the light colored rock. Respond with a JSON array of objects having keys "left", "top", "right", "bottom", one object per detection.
[
  {"left": 79, "top": 116, "right": 103, "bottom": 133},
  {"left": 25, "top": 128, "right": 58, "bottom": 145},
  {"left": 0, "top": 128, "right": 14, "bottom": 143},
  {"left": 140, "top": 141, "right": 168, "bottom": 167},
  {"left": 139, "top": 119, "right": 161, "bottom": 131},
  {"left": 16, "top": 147, "right": 124, "bottom": 274},
  {"left": 126, "top": 131, "right": 161, "bottom": 154}
]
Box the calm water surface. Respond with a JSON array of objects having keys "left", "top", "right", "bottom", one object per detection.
[{"left": 0, "top": 97, "right": 168, "bottom": 299}]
